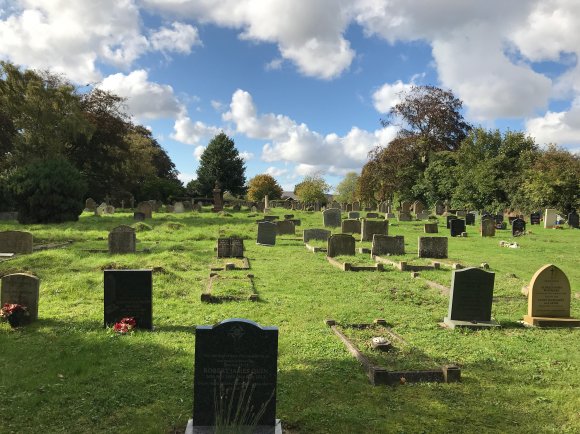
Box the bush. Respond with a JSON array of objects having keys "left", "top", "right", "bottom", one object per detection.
[{"left": 9, "top": 158, "right": 87, "bottom": 223}]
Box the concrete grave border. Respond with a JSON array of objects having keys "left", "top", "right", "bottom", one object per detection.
[{"left": 201, "top": 273, "right": 258, "bottom": 303}]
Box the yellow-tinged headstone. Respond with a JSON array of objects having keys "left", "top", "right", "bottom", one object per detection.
[{"left": 527, "top": 264, "right": 570, "bottom": 318}]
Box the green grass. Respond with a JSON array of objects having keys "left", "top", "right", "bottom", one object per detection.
[{"left": 0, "top": 209, "right": 579, "bottom": 433}]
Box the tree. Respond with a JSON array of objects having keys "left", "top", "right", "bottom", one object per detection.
[
  {"left": 411, "top": 151, "right": 458, "bottom": 206},
  {"left": 294, "top": 173, "right": 330, "bottom": 204},
  {"left": 196, "top": 133, "right": 246, "bottom": 199},
  {"left": 334, "top": 172, "right": 359, "bottom": 203},
  {"left": 246, "top": 174, "right": 283, "bottom": 202}
]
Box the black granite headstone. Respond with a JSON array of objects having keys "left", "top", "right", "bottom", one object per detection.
[
  {"left": 512, "top": 218, "right": 526, "bottom": 236},
  {"left": 231, "top": 238, "right": 244, "bottom": 257},
  {"left": 494, "top": 214, "right": 504, "bottom": 229},
  {"left": 508, "top": 216, "right": 517, "bottom": 224},
  {"left": 133, "top": 212, "right": 146, "bottom": 221},
  {"left": 530, "top": 212, "right": 541, "bottom": 225},
  {"left": 568, "top": 212, "right": 579, "bottom": 229},
  {"left": 257, "top": 222, "right": 277, "bottom": 246},
  {"left": 450, "top": 219, "right": 466, "bottom": 237},
  {"left": 446, "top": 215, "right": 456, "bottom": 229},
  {"left": 217, "top": 238, "right": 232, "bottom": 258},
  {"left": 104, "top": 270, "right": 152, "bottom": 329},
  {"left": 192, "top": 319, "right": 278, "bottom": 427},
  {"left": 465, "top": 213, "right": 475, "bottom": 225}
]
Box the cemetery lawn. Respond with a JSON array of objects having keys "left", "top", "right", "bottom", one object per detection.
[{"left": 1, "top": 210, "right": 579, "bottom": 434}]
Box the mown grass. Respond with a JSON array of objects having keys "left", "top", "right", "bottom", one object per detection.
[{"left": 0, "top": 209, "right": 579, "bottom": 433}]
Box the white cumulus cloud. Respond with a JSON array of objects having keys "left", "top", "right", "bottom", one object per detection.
[
  {"left": 372, "top": 80, "right": 414, "bottom": 113},
  {"left": 150, "top": 21, "right": 202, "bottom": 54},
  {"left": 172, "top": 116, "right": 222, "bottom": 145}
]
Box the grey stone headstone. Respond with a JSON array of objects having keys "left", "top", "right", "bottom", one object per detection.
[
  {"left": 444, "top": 268, "right": 496, "bottom": 328},
  {"left": 85, "top": 198, "right": 97, "bottom": 211},
  {"left": 257, "top": 222, "right": 277, "bottom": 246},
  {"left": 0, "top": 231, "right": 33, "bottom": 254},
  {"left": 481, "top": 218, "right": 496, "bottom": 237},
  {"left": 327, "top": 234, "right": 355, "bottom": 257},
  {"left": 366, "top": 212, "right": 379, "bottom": 219},
  {"left": 397, "top": 212, "right": 411, "bottom": 222},
  {"left": 416, "top": 211, "right": 430, "bottom": 220},
  {"left": 361, "top": 219, "right": 388, "bottom": 241},
  {"left": 276, "top": 220, "right": 295, "bottom": 235},
  {"left": 450, "top": 219, "right": 466, "bottom": 237},
  {"left": 347, "top": 211, "right": 360, "bottom": 219},
  {"left": 174, "top": 202, "right": 185, "bottom": 213},
  {"left": 465, "top": 213, "right": 475, "bottom": 225},
  {"left": 424, "top": 223, "right": 438, "bottom": 234},
  {"left": 303, "top": 229, "right": 331, "bottom": 243},
  {"left": 1, "top": 273, "right": 40, "bottom": 322},
  {"left": 371, "top": 235, "right": 405, "bottom": 256},
  {"left": 418, "top": 237, "right": 448, "bottom": 258},
  {"left": 192, "top": 319, "right": 278, "bottom": 428},
  {"left": 341, "top": 219, "right": 361, "bottom": 234},
  {"left": 323, "top": 208, "right": 341, "bottom": 227},
  {"left": 103, "top": 269, "right": 153, "bottom": 330},
  {"left": 136, "top": 202, "right": 153, "bottom": 219},
  {"left": 568, "top": 212, "right": 579, "bottom": 229},
  {"left": 108, "top": 225, "right": 137, "bottom": 254}
]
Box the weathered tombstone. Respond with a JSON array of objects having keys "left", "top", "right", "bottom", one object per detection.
[
  {"left": 0, "top": 231, "right": 33, "bottom": 254},
  {"left": 263, "top": 215, "right": 279, "bottom": 222},
  {"left": 386, "top": 212, "right": 396, "bottom": 219},
  {"left": 95, "top": 203, "right": 107, "bottom": 216},
  {"left": 341, "top": 219, "right": 361, "bottom": 234},
  {"left": 190, "top": 319, "right": 280, "bottom": 431},
  {"left": 1, "top": 273, "right": 40, "bottom": 323},
  {"left": 284, "top": 214, "right": 294, "bottom": 219},
  {"left": 212, "top": 183, "right": 223, "bottom": 212},
  {"left": 416, "top": 211, "right": 430, "bottom": 220},
  {"left": 544, "top": 208, "right": 558, "bottom": 228},
  {"left": 133, "top": 212, "right": 146, "bottom": 221},
  {"left": 257, "top": 222, "right": 277, "bottom": 246},
  {"left": 434, "top": 201, "right": 445, "bottom": 215},
  {"left": 346, "top": 204, "right": 353, "bottom": 212},
  {"left": 264, "top": 194, "right": 270, "bottom": 213},
  {"left": 465, "top": 213, "right": 475, "bottom": 225},
  {"left": 424, "top": 223, "right": 438, "bottom": 234},
  {"left": 360, "top": 219, "right": 388, "bottom": 241},
  {"left": 412, "top": 200, "right": 425, "bottom": 215},
  {"left": 327, "top": 234, "right": 355, "bottom": 257},
  {"left": 230, "top": 238, "right": 244, "bottom": 257},
  {"left": 523, "top": 264, "right": 580, "bottom": 327},
  {"left": 303, "top": 229, "right": 331, "bottom": 243},
  {"left": 288, "top": 218, "right": 301, "bottom": 227},
  {"left": 494, "top": 214, "right": 504, "bottom": 229},
  {"left": 85, "top": 198, "right": 97, "bottom": 211},
  {"left": 347, "top": 211, "right": 359, "bottom": 219},
  {"left": 108, "top": 225, "right": 137, "bottom": 254},
  {"left": 512, "top": 218, "right": 526, "bottom": 236},
  {"left": 446, "top": 215, "right": 456, "bottom": 229},
  {"left": 418, "top": 237, "right": 448, "bottom": 258},
  {"left": 450, "top": 219, "right": 466, "bottom": 237},
  {"left": 174, "top": 202, "right": 185, "bottom": 213},
  {"left": 456, "top": 210, "right": 467, "bottom": 218},
  {"left": 323, "top": 208, "right": 341, "bottom": 228},
  {"left": 217, "top": 238, "right": 232, "bottom": 258},
  {"left": 568, "top": 211, "right": 579, "bottom": 229},
  {"left": 366, "top": 212, "right": 379, "bottom": 219},
  {"left": 480, "top": 218, "right": 496, "bottom": 237},
  {"left": 400, "top": 200, "right": 411, "bottom": 213},
  {"left": 530, "top": 212, "right": 541, "bottom": 225},
  {"left": 103, "top": 269, "right": 153, "bottom": 330},
  {"left": 443, "top": 268, "right": 499, "bottom": 329},
  {"left": 397, "top": 212, "right": 412, "bottom": 222},
  {"left": 276, "top": 220, "right": 295, "bottom": 235},
  {"left": 136, "top": 201, "right": 153, "bottom": 219},
  {"left": 251, "top": 205, "right": 258, "bottom": 213},
  {"left": 371, "top": 235, "right": 405, "bottom": 256}
]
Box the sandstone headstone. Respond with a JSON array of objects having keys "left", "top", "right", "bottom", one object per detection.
[
  {"left": 276, "top": 220, "right": 295, "bottom": 235},
  {"left": 418, "top": 237, "right": 448, "bottom": 258},
  {"left": 0, "top": 231, "right": 33, "bottom": 254},
  {"left": 323, "top": 208, "right": 341, "bottom": 227},
  {"left": 361, "top": 219, "right": 388, "bottom": 241},
  {"left": 400, "top": 200, "right": 412, "bottom": 213},
  {"left": 166, "top": 205, "right": 175, "bottom": 213},
  {"left": 108, "top": 225, "right": 136, "bottom": 254},
  {"left": 327, "top": 234, "right": 355, "bottom": 257},
  {"left": 103, "top": 269, "right": 153, "bottom": 330},
  {"left": 397, "top": 212, "right": 411, "bottom": 222},
  {"left": 424, "top": 223, "right": 438, "bottom": 234},
  {"left": 212, "top": 183, "right": 223, "bottom": 212},
  {"left": 416, "top": 211, "right": 430, "bottom": 220},
  {"left": 174, "top": 202, "right": 185, "bottom": 213},
  {"left": 456, "top": 210, "right": 467, "bottom": 218},
  {"left": 371, "top": 235, "right": 405, "bottom": 256},
  {"left": 1, "top": 273, "right": 39, "bottom": 322},
  {"left": 85, "top": 198, "right": 97, "bottom": 211},
  {"left": 544, "top": 208, "right": 558, "bottom": 228},
  {"left": 352, "top": 201, "right": 360, "bottom": 212},
  {"left": 434, "top": 201, "right": 445, "bottom": 215},
  {"left": 136, "top": 201, "right": 153, "bottom": 219},
  {"left": 341, "top": 219, "right": 361, "bottom": 234},
  {"left": 303, "top": 229, "right": 331, "bottom": 243},
  {"left": 95, "top": 203, "right": 107, "bottom": 216},
  {"left": 481, "top": 218, "right": 496, "bottom": 237},
  {"left": 412, "top": 200, "right": 425, "bottom": 214},
  {"left": 257, "top": 221, "right": 277, "bottom": 246}
]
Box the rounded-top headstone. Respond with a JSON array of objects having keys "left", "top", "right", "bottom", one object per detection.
[{"left": 527, "top": 264, "right": 571, "bottom": 318}]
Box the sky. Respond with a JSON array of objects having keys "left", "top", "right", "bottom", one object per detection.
[{"left": 1, "top": 0, "right": 580, "bottom": 192}]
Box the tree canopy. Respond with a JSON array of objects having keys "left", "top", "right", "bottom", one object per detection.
[
  {"left": 294, "top": 173, "right": 330, "bottom": 204},
  {"left": 246, "top": 174, "right": 283, "bottom": 202},
  {"left": 334, "top": 171, "right": 359, "bottom": 203}
]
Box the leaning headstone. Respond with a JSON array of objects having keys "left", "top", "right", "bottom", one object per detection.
[
  {"left": 1, "top": 273, "right": 40, "bottom": 323},
  {"left": 341, "top": 219, "right": 361, "bottom": 234},
  {"left": 512, "top": 218, "right": 526, "bottom": 236},
  {"left": 103, "top": 269, "right": 153, "bottom": 330},
  {"left": 465, "top": 213, "right": 475, "bottom": 225},
  {"left": 371, "top": 235, "right": 405, "bottom": 256},
  {"left": 133, "top": 212, "right": 146, "bottom": 221},
  {"left": 450, "top": 219, "right": 466, "bottom": 237},
  {"left": 108, "top": 225, "right": 137, "bottom": 254},
  {"left": 174, "top": 202, "right": 185, "bottom": 213},
  {"left": 424, "top": 223, "right": 438, "bottom": 234},
  {"left": 303, "top": 229, "right": 331, "bottom": 243},
  {"left": 523, "top": 264, "right": 580, "bottom": 327},
  {"left": 85, "top": 198, "right": 97, "bottom": 211},
  {"left": 136, "top": 201, "right": 153, "bottom": 219},
  {"left": 544, "top": 208, "right": 558, "bottom": 228},
  {"left": 327, "top": 234, "right": 355, "bottom": 257},
  {"left": 568, "top": 211, "right": 579, "bottom": 229},
  {"left": 323, "top": 208, "right": 341, "bottom": 228},
  {"left": 481, "top": 218, "right": 496, "bottom": 237},
  {"left": 418, "top": 237, "right": 448, "bottom": 258},
  {"left": 95, "top": 203, "right": 107, "bottom": 216},
  {"left": 347, "top": 211, "right": 360, "bottom": 219},
  {"left": 257, "top": 222, "right": 277, "bottom": 246},
  {"left": 0, "top": 231, "right": 33, "bottom": 254},
  {"left": 530, "top": 212, "right": 541, "bottom": 225},
  {"left": 190, "top": 319, "right": 280, "bottom": 432},
  {"left": 276, "top": 220, "right": 295, "bottom": 235},
  {"left": 212, "top": 183, "right": 223, "bottom": 212},
  {"left": 443, "top": 268, "right": 499, "bottom": 329},
  {"left": 360, "top": 219, "right": 388, "bottom": 241}
]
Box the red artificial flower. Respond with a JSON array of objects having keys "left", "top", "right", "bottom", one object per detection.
[
  {"left": 112, "top": 317, "right": 136, "bottom": 334},
  {"left": 0, "top": 303, "right": 27, "bottom": 318}
]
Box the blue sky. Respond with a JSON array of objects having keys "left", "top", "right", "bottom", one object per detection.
[{"left": 1, "top": 1, "right": 579, "bottom": 192}]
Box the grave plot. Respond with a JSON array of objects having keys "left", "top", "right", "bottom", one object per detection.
[
  {"left": 201, "top": 273, "right": 258, "bottom": 302},
  {"left": 325, "top": 319, "right": 460, "bottom": 386},
  {"left": 304, "top": 237, "right": 329, "bottom": 253},
  {"left": 210, "top": 256, "right": 251, "bottom": 271},
  {"left": 327, "top": 254, "right": 385, "bottom": 272}
]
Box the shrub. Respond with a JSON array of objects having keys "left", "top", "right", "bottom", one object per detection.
[{"left": 9, "top": 158, "right": 87, "bottom": 223}]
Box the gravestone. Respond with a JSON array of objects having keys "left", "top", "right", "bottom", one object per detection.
[
  {"left": 174, "top": 202, "right": 185, "bottom": 213},
  {"left": 360, "top": 219, "right": 388, "bottom": 241},
  {"left": 530, "top": 212, "right": 541, "bottom": 225},
  {"left": 288, "top": 218, "right": 301, "bottom": 227},
  {"left": 0, "top": 231, "right": 33, "bottom": 254},
  {"left": 108, "top": 225, "right": 136, "bottom": 254},
  {"left": 136, "top": 201, "right": 153, "bottom": 219},
  {"left": 512, "top": 218, "right": 526, "bottom": 236},
  {"left": 327, "top": 234, "right": 355, "bottom": 257},
  {"left": 450, "top": 219, "right": 466, "bottom": 237},
  {"left": 276, "top": 220, "right": 295, "bottom": 235},
  {"left": 1, "top": 273, "right": 40, "bottom": 322},
  {"left": 230, "top": 238, "right": 244, "bottom": 258},
  {"left": 568, "top": 211, "right": 579, "bottom": 229},
  {"left": 544, "top": 208, "right": 558, "bottom": 228},
  {"left": 191, "top": 319, "right": 279, "bottom": 430},
  {"left": 400, "top": 200, "right": 412, "bottom": 213},
  {"left": 386, "top": 212, "right": 396, "bottom": 219},
  {"left": 456, "top": 210, "right": 467, "bottom": 218},
  {"left": 434, "top": 201, "right": 445, "bottom": 215},
  {"left": 284, "top": 214, "right": 294, "bottom": 219},
  {"left": 212, "top": 183, "right": 223, "bottom": 212},
  {"left": 465, "top": 213, "right": 475, "bottom": 225},
  {"left": 397, "top": 212, "right": 411, "bottom": 222},
  {"left": 85, "top": 198, "right": 97, "bottom": 211},
  {"left": 418, "top": 237, "right": 448, "bottom": 258},
  {"left": 443, "top": 268, "right": 499, "bottom": 329},
  {"left": 341, "top": 219, "right": 361, "bottom": 234},
  {"left": 133, "top": 212, "right": 146, "bottom": 221},
  {"left": 95, "top": 203, "right": 107, "bottom": 216},
  {"left": 371, "top": 235, "right": 405, "bottom": 256},
  {"left": 257, "top": 222, "right": 277, "bottom": 246},
  {"left": 0, "top": 212, "right": 18, "bottom": 221},
  {"left": 416, "top": 211, "right": 430, "bottom": 220},
  {"left": 105, "top": 205, "right": 115, "bottom": 214},
  {"left": 494, "top": 214, "right": 504, "bottom": 229},
  {"left": 523, "top": 264, "right": 580, "bottom": 327},
  {"left": 508, "top": 216, "right": 517, "bottom": 224},
  {"left": 424, "top": 223, "right": 438, "bottom": 234},
  {"left": 217, "top": 238, "right": 244, "bottom": 258},
  {"left": 366, "top": 212, "right": 379, "bottom": 219},
  {"left": 264, "top": 194, "right": 270, "bottom": 213},
  {"left": 303, "top": 229, "right": 331, "bottom": 243},
  {"left": 446, "top": 215, "right": 457, "bottom": 229},
  {"left": 103, "top": 269, "right": 153, "bottom": 330},
  {"left": 323, "top": 209, "right": 341, "bottom": 227},
  {"left": 263, "top": 216, "right": 279, "bottom": 222},
  {"left": 412, "top": 200, "right": 425, "bottom": 215},
  {"left": 346, "top": 204, "right": 353, "bottom": 212},
  {"left": 480, "top": 218, "right": 496, "bottom": 237},
  {"left": 183, "top": 201, "right": 192, "bottom": 211}
]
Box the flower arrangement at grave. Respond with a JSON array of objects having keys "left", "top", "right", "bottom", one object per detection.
[
  {"left": 112, "top": 317, "right": 136, "bottom": 334},
  {"left": 0, "top": 303, "right": 30, "bottom": 327}
]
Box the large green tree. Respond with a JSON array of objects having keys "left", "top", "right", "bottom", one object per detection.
[
  {"left": 294, "top": 173, "right": 330, "bottom": 204},
  {"left": 246, "top": 174, "right": 283, "bottom": 202},
  {"left": 334, "top": 171, "right": 359, "bottom": 203},
  {"left": 196, "top": 133, "right": 246, "bottom": 199}
]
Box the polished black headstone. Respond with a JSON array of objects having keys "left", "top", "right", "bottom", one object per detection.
[
  {"left": 450, "top": 218, "right": 466, "bottom": 237},
  {"left": 530, "top": 212, "right": 541, "bottom": 225},
  {"left": 446, "top": 268, "right": 495, "bottom": 322},
  {"left": 133, "top": 212, "right": 146, "bottom": 221},
  {"left": 192, "top": 319, "right": 278, "bottom": 427},
  {"left": 257, "top": 222, "right": 277, "bottom": 246},
  {"left": 446, "top": 215, "right": 456, "bottom": 228},
  {"left": 568, "top": 212, "right": 579, "bottom": 229},
  {"left": 104, "top": 270, "right": 152, "bottom": 329},
  {"left": 512, "top": 218, "right": 526, "bottom": 236},
  {"left": 465, "top": 213, "right": 475, "bottom": 225}
]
